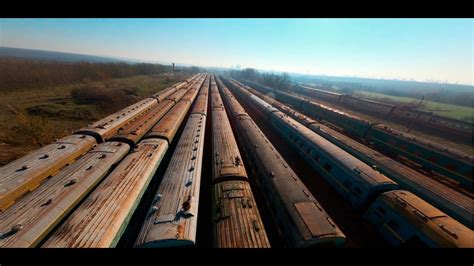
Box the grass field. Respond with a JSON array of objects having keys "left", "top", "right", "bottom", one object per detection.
[
  {"left": 0, "top": 73, "right": 190, "bottom": 166},
  {"left": 356, "top": 91, "right": 474, "bottom": 121}
]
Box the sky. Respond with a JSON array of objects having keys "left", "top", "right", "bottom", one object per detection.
[{"left": 0, "top": 18, "right": 473, "bottom": 85}]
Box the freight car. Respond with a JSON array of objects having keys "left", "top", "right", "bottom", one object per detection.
[
  {"left": 240, "top": 79, "right": 473, "bottom": 191},
  {"left": 42, "top": 75, "right": 206, "bottom": 248},
  {"left": 217, "top": 77, "right": 346, "bottom": 248},
  {"left": 225, "top": 78, "right": 473, "bottom": 247},
  {"left": 135, "top": 74, "right": 210, "bottom": 248},
  {"left": 238, "top": 83, "right": 474, "bottom": 229},
  {"left": 210, "top": 75, "right": 270, "bottom": 248}
]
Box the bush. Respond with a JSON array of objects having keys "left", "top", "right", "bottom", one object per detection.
[
  {"left": 71, "top": 86, "right": 134, "bottom": 111},
  {"left": 7, "top": 105, "right": 53, "bottom": 147}
]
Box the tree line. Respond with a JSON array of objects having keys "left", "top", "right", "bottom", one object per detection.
[
  {"left": 225, "top": 68, "right": 292, "bottom": 91},
  {"left": 0, "top": 58, "right": 200, "bottom": 91}
]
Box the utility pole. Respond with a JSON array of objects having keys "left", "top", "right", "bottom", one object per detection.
[{"left": 418, "top": 95, "right": 425, "bottom": 108}]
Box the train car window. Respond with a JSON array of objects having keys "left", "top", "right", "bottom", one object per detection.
[
  {"left": 343, "top": 179, "right": 352, "bottom": 190},
  {"left": 386, "top": 220, "right": 400, "bottom": 233},
  {"left": 354, "top": 187, "right": 362, "bottom": 196},
  {"left": 376, "top": 206, "right": 386, "bottom": 215},
  {"left": 374, "top": 206, "right": 387, "bottom": 218},
  {"left": 314, "top": 154, "right": 320, "bottom": 162},
  {"left": 446, "top": 164, "right": 457, "bottom": 172},
  {"left": 402, "top": 236, "right": 428, "bottom": 248},
  {"left": 323, "top": 163, "right": 332, "bottom": 172}
]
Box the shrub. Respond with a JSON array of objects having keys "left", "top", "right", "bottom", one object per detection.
[{"left": 71, "top": 86, "right": 134, "bottom": 111}]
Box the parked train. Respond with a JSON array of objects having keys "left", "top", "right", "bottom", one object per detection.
[
  {"left": 237, "top": 81, "right": 474, "bottom": 229},
  {"left": 224, "top": 78, "right": 473, "bottom": 248},
  {"left": 210, "top": 75, "right": 270, "bottom": 248},
  {"left": 295, "top": 84, "right": 473, "bottom": 140},
  {"left": 134, "top": 74, "right": 210, "bottom": 248},
  {"left": 0, "top": 74, "right": 205, "bottom": 247},
  {"left": 216, "top": 77, "right": 346, "bottom": 248},
  {"left": 240, "top": 80, "right": 473, "bottom": 192},
  {"left": 43, "top": 74, "right": 207, "bottom": 248}
]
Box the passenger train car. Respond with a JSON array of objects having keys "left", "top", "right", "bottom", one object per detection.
[
  {"left": 225, "top": 78, "right": 473, "bottom": 248},
  {"left": 217, "top": 77, "right": 346, "bottom": 248},
  {"left": 210, "top": 75, "right": 270, "bottom": 248},
  {"left": 238, "top": 82, "right": 474, "bottom": 229},
  {"left": 135, "top": 75, "right": 210, "bottom": 248},
  {"left": 295, "top": 84, "right": 473, "bottom": 140},
  {"left": 40, "top": 75, "right": 206, "bottom": 248},
  {"left": 240, "top": 79, "right": 473, "bottom": 191},
  {"left": 0, "top": 74, "right": 204, "bottom": 247}
]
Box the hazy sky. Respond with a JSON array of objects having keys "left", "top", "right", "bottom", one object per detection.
[{"left": 1, "top": 18, "right": 472, "bottom": 85}]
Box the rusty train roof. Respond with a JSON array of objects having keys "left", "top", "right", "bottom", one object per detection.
[
  {"left": 190, "top": 76, "right": 210, "bottom": 116},
  {"left": 215, "top": 78, "right": 247, "bottom": 118},
  {"left": 136, "top": 103, "right": 208, "bottom": 248},
  {"left": 236, "top": 113, "right": 346, "bottom": 247},
  {"left": 109, "top": 100, "right": 175, "bottom": 146},
  {"left": 372, "top": 123, "right": 474, "bottom": 163},
  {"left": 379, "top": 190, "right": 473, "bottom": 248},
  {"left": 299, "top": 85, "right": 343, "bottom": 97},
  {"left": 238, "top": 79, "right": 374, "bottom": 125},
  {"left": 242, "top": 79, "right": 473, "bottom": 164},
  {"left": 273, "top": 111, "right": 397, "bottom": 187},
  {"left": 76, "top": 97, "right": 158, "bottom": 142},
  {"left": 243, "top": 84, "right": 474, "bottom": 228},
  {"left": 0, "top": 134, "right": 96, "bottom": 212},
  {"left": 212, "top": 180, "right": 270, "bottom": 248},
  {"left": 43, "top": 138, "right": 169, "bottom": 248},
  {"left": 109, "top": 76, "right": 206, "bottom": 146},
  {"left": 218, "top": 77, "right": 346, "bottom": 247},
  {"left": 0, "top": 141, "right": 130, "bottom": 247},
  {"left": 211, "top": 82, "right": 248, "bottom": 182},
  {"left": 145, "top": 100, "right": 192, "bottom": 144},
  {"left": 233, "top": 80, "right": 396, "bottom": 188}
]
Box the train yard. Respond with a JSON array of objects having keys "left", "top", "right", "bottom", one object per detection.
[{"left": 0, "top": 73, "right": 472, "bottom": 248}]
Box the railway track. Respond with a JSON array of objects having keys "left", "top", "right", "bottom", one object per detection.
[{"left": 0, "top": 73, "right": 471, "bottom": 248}]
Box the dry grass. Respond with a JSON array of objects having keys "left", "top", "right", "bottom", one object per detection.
[{"left": 0, "top": 72, "right": 190, "bottom": 166}]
